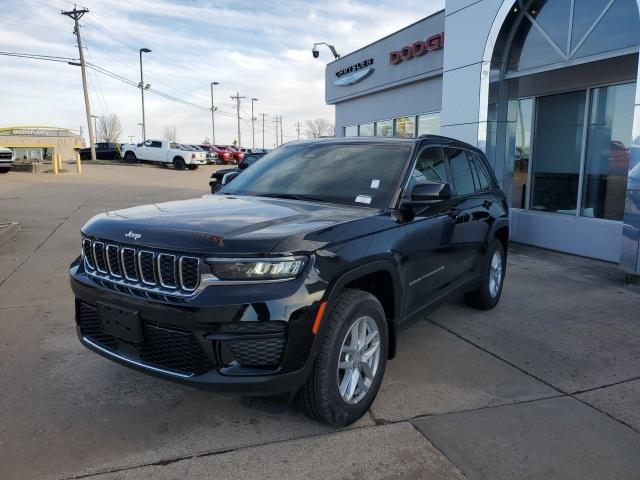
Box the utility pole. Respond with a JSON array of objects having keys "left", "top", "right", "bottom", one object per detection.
[
  {"left": 138, "top": 48, "right": 152, "bottom": 141},
  {"left": 137, "top": 123, "right": 143, "bottom": 142},
  {"left": 91, "top": 115, "right": 100, "bottom": 141},
  {"left": 295, "top": 121, "right": 302, "bottom": 140},
  {"left": 273, "top": 117, "right": 279, "bottom": 147},
  {"left": 259, "top": 113, "right": 268, "bottom": 149},
  {"left": 251, "top": 98, "right": 258, "bottom": 149},
  {"left": 62, "top": 6, "right": 96, "bottom": 162},
  {"left": 210, "top": 81, "right": 219, "bottom": 145},
  {"left": 279, "top": 115, "right": 283, "bottom": 145},
  {"left": 230, "top": 93, "right": 246, "bottom": 147}
]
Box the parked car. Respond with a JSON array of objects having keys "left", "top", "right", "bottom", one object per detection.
[
  {"left": 209, "top": 151, "right": 267, "bottom": 193},
  {"left": 79, "top": 142, "right": 122, "bottom": 161},
  {"left": 70, "top": 136, "right": 509, "bottom": 426},
  {"left": 198, "top": 144, "right": 221, "bottom": 165},
  {"left": 217, "top": 145, "right": 245, "bottom": 163},
  {"left": 207, "top": 145, "right": 234, "bottom": 165},
  {"left": 0, "top": 147, "right": 15, "bottom": 173},
  {"left": 239, "top": 147, "right": 268, "bottom": 155},
  {"left": 120, "top": 140, "right": 207, "bottom": 170}
]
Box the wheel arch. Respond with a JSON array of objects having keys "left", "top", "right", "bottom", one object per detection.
[{"left": 323, "top": 260, "right": 402, "bottom": 359}]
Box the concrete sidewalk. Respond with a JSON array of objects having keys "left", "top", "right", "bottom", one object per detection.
[{"left": 0, "top": 165, "right": 638, "bottom": 480}]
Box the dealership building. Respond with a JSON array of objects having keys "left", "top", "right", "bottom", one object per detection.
[
  {"left": 0, "top": 126, "right": 84, "bottom": 164},
  {"left": 324, "top": 0, "right": 640, "bottom": 275}
]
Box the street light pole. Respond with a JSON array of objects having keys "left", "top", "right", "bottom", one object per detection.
[
  {"left": 251, "top": 98, "right": 258, "bottom": 149},
  {"left": 210, "top": 82, "right": 219, "bottom": 145},
  {"left": 259, "top": 113, "right": 268, "bottom": 149},
  {"left": 137, "top": 123, "right": 143, "bottom": 142},
  {"left": 139, "top": 48, "right": 152, "bottom": 141}
]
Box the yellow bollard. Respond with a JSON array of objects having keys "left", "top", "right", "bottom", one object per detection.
[
  {"left": 76, "top": 153, "right": 82, "bottom": 174},
  {"left": 52, "top": 153, "right": 59, "bottom": 175},
  {"left": 58, "top": 153, "right": 63, "bottom": 172}
]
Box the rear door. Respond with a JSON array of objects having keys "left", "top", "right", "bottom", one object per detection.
[{"left": 445, "top": 147, "right": 492, "bottom": 278}]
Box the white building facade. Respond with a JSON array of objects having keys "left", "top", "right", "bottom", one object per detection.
[{"left": 325, "top": 0, "right": 640, "bottom": 273}]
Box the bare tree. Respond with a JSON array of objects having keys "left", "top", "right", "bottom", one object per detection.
[
  {"left": 162, "top": 126, "right": 178, "bottom": 142},
  {"left": 97, "top": 113, "right": 123, "bottom": 143},
  {"left": 305, "top": 118, "right": 334, "bottom": 138}
]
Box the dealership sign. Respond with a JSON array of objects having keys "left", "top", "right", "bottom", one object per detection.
[
  {"left": 334, "top": 58, "right": 374, "bottom": 86},
  {"left": 389, "top": 32, "right": 444, "bottom": 65}
]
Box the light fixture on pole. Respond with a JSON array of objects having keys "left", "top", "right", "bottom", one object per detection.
[
  {"left": 139, "top": 48, "right": 152, "bottom": 141},
  {"left": 311, "top": 42, "right": 340, "bottom": 59},
  {"left": 210, "top": 82, "right": 219, "bottom": 145},
  {"left": 251, "top": 98, "right": 258, "bottom": 149}
]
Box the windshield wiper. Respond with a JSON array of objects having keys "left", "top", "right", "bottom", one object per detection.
[{"left": 260, "top": 193, "right": 326, "bottom": 202}]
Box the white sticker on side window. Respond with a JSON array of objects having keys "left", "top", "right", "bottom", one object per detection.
[
  {"left": 355, "top": 195, "right": 372, "bottom": 204},
  {"left": 370, "top": 179, "right": 380, "bottom": 189}
]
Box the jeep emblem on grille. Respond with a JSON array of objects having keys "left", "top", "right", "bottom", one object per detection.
[{"left": 124, "top": 230, "right": 142, "bottom": 240}]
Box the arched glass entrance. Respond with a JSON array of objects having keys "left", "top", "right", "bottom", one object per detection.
[{"left": 483, "top": 0, "right": 639, "bottom": 263}]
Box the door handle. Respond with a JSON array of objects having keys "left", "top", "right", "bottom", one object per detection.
[
  {"left": 482, "top": 200, "right": 493, "bottom": 209},
  {"left": 447, "top": 207, "right": 459, "bottom": 218}
]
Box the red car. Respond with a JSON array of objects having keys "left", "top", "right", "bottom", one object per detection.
[
  {"left": 216, "top": 145, "right": 245, "bottom": 164},
  {"left": 209, "top": 145, "right": 236, "bottom": 165}
]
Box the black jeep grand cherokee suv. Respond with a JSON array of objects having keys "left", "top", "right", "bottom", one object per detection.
[{"left": 70, "top": 136, "right": 509, "bottom": 426}]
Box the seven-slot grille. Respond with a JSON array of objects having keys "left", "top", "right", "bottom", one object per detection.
[
  {"left": 0, "top": 151, "right": 13, "bottom": 159},
  {"left": 82, "top": 237, "right": 200, "bottom": 296}
]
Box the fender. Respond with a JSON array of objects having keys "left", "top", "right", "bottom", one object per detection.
[
  {"left": 486, "top": 216, "right": 510, "bottom": 251},
  {"left": 320, "top": 259, "right": 403, "bottom": 359}
]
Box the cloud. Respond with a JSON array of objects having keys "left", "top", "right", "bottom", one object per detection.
[{"left": 1, "top": 0, "right": 443, "bottom": 145}]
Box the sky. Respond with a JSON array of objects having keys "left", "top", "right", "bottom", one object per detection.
[{"left": 1, "top": 0, "right": 443, "bottom": 147}]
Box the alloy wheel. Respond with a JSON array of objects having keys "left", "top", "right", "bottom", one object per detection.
[{"left": 489, "top": 250, "right": 503, "bottom": 298}]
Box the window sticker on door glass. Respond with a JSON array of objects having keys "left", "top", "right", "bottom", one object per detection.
[
  {"left": 370, "top": 179, "right": 380, "bottom": 189},
  {"left": 355, "top": 195, "right": 372, "bottom": 204}
]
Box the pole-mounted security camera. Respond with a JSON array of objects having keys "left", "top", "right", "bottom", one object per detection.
[{"left": 312, "top": 42, "right": 340, "bottom": 59}]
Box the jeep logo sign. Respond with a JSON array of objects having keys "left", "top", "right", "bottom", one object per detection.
[{"left": 389, "top": 32, "right": 444, "bottom": 65}]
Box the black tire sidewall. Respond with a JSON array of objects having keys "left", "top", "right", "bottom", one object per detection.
[
  {"left": 319, "top": 293, "right": 388, "bottom": 425},
  {"left": 173, "top": 158, "right": 186, "bottom": 170}
]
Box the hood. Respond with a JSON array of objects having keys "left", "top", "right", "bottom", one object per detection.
[{"left": 81, "top": 194, "right": 378, "bottom": 254}]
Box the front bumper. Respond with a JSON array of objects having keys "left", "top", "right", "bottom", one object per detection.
[{"left": 70, "top": 260, "right": 324, "bottom": 396}]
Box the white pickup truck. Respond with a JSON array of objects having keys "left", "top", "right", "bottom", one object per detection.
[
  {"left": 0, "top": 147, "right": 15, "bottom": 173},
  {"left": 120, "top": 140, "right": 207, "bottom": 170}
]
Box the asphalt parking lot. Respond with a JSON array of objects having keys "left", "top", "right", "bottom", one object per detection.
[{"left": 1, "top": 164, "right": 639, "bottom": 480}]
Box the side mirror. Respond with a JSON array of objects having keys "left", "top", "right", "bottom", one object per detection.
[
  {"left": 238, "top": 161, "right": 249, "bottom": 170},
  {"left": 402, "top": 180, "right": 452, "bottom": 207}
]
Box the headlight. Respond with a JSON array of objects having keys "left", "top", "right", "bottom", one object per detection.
[{"left": 206, "top": 256, "right": 307, "bottom": 281}]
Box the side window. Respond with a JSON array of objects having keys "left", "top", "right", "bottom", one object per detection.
[
  {"left": 445, "top": 148, "right": 476, "bottom": 196},
  {"left": 404, "top": 147, "right": 448, "bottom": 197},
  {"left": 150, "top": 141, "right": 162, "bottom": 148},
  {"left": 471, "top": 153, "right": 493, "bottom": 191}
]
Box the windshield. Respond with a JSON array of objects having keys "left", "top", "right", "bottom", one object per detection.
[{"left": 223, "top": 143, "right": 410, "bottom": 208}]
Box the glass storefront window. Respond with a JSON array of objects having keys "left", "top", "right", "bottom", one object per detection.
[
  {"left": 394, "top": 116, "right": 415, "bottom": 138},
  {"left": 507, "top": 98, "right": 534, "bottom": 209},
  {"left": 530, "top": 90, "right": 586, "bottom": 215},
  {"left": 417, "top": 113, "right": 440, "bottom": 136},
  {"left": 359, "top": 123, "right": 374, "bottom": 136},
  {"left": 376, "top": 120, "right": 393, "bottom": 137},
  {"left": 344, "top": 125, "right": 357, "bottom": 137},
  {"left": 582, "top": 82, "right": 635, "bottom": 220}
]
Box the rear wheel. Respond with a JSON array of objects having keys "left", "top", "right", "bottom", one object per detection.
[
  {"left": 173, "top": 157, "right": 186, "bottom": 170},
  {"left": 124, "top": 152, "right": 137, "bottom": 163},
  {"left": 299, "top": 289, "right": 388, "bottom": 427},
  {"left": 187, "top": 164, "right": 198, "bottom": 170},
  {"left": 465, "top": 239, "right": 506, "bottom": 310}
]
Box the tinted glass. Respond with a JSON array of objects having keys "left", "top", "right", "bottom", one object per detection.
[
  {"left": 404, "top": 147, "right": 447, "bottom": 198},
  {"left": 150, "top": 141, "right": 162, "bottom": 148},
  {"left": 507, "top": 98, "right": 534, "bottom": 208},
  {"left": 582, "top": 82, "right": 635, "bottom": 220},
  {"left": 446, "top": 148, "right": 476, "bottom": 196},
  {"left": 530, "top": 90, "right": 586, "bottom": 214},
  {"left": 507, "top": 17, "right": 564, "bottom": 73},
  {"left": 224, "top": 144, "right": 410, "bottom": 208},
  {"left": 471, "top": 153, "right": 492, "bottom": 191}
]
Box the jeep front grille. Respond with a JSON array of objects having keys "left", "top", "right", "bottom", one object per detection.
[{"left": 82, "top": 236, "right": 201, "bottom": 297}]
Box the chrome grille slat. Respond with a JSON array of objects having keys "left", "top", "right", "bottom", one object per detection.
[{"left": 81, "top": 237, "right": 200, "bottom": 298}]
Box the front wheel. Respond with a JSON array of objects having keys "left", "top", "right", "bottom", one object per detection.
[
  {"left": 299, "top": 289, "right": 388, "bottom": 427},
  {"left": 173, "top": 157, "right": 186, "bottom": 170},
  {"left": 465, "top": 239, "right": 506, "bottom": 310},
  {"left": 187, "top": 164, "right": 198, "bottom": 170},
  {"left": 212, "top": 182, "right": 222, "bottom": 194},
  {"left": 0, "top": 167, "right": 10, "bottom": 174}
]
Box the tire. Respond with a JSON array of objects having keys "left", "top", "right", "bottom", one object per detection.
[
  {"left": 173, "top": 157, "right": 186, "bottom": 170},
  {"left": 124, "top": 152, "right": 137, "bottom": 163},
  {"left": 0, "top": 167, "right": 10, "bottom": 173},
  {"left": 465, "top": 239, "right": 506, "bottom": 310},
  {"left": 299, "top": 289, "right": 388, "bottom": 427},
  {"left": 187, "top": 164, "right": 198, "bottom": 170},
  {"left": 212, "top": 182, "right": 222, "bottom": 194}
]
